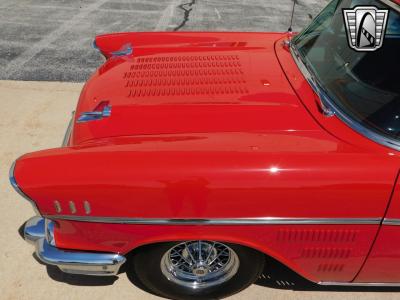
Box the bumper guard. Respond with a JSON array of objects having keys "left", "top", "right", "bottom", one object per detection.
[{"left": 24, "top": 216, "right": 126, "bottom": 276}]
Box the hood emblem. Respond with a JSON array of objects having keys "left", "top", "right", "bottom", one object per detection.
[
  {"left": 111, "top": 43, "right": 133, "bottom": 57},
  {"left": 77, "top": 104, "right": 112, "bottom": 123}
]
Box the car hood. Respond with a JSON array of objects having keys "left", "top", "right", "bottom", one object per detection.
[{"left": 71, "top": 32, "right": 320, "bottom": 145}]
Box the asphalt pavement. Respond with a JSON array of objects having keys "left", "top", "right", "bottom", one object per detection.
[{"left": 0, "top": 0, "right": 327, "bottom": 82}]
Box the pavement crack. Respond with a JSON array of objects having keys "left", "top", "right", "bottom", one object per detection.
[{"left": 173, "top": 0, "right": 196, "bottom": 31}]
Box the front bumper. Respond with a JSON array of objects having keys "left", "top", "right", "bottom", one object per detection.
[{"left": 24, "top": 216, "right": 126, "bottom": 276}]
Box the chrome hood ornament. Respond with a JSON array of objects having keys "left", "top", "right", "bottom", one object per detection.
[{"left": 77, "top": 104, "right": 112, "bottom": 123}]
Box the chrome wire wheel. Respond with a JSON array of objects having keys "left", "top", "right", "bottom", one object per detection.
[{"left": 160, "top": 241, "right": 240, "bottom": 289}]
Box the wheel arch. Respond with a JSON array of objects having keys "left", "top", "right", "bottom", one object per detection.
[{"left": 121, "top": 233, "right": 319, "bottom": 284}]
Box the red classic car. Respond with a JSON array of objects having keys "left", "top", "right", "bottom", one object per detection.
[{"left": 10, "top": 0, "right": 400, "bottom": 299}]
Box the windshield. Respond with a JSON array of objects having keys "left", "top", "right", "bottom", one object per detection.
[{"left": 293, "top": 0, "right": 400, "bottom": 143}]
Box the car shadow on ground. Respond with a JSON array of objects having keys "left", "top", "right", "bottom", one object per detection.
[
  {"left": 45, "top": 265, "right": 119, "bottom": 286},
  {"left": 18, "top": 222, "right": 26, "bottom": 239}
]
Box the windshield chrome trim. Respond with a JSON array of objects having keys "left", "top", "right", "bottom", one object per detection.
[
  {"left": 290, "top": 44, "right": 400, "bottom": 152},
  {"left": 43, "top": 215, "right": 381, "bottom": 225},
  {"left": 380, "top": 0, "right": 400, "bottom": 13},
  {"left": 62, "top": 111, "right": 74, "bottom": 147},
  {"left": 290, "top": 45, "right": 335, "bottom": 117}
]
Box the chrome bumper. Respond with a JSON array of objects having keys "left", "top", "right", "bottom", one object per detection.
[{"left": 24, "top": 216, "right": 126, "bottom": 276}]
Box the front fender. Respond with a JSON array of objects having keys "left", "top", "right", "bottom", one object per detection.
[{"left": 53, "top": 219, "right": 379, "bottom": 283}]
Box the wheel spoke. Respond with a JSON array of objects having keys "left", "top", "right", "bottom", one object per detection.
[
  {"left": 185, "top": 242, "right": 196, "bottom": 264},
  {"left": 205, "top": 241, "right": 216, "bottom": 265},
  {"left": 171, "top": 249, "right": 192, "bottom": 266},
  {"left": 208, "top": 249, "right": 229, "bottom": 265},
  {"left": 198, "top": 240, "right": 202, "bottom": 261}
]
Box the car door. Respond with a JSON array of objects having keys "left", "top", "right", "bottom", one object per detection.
[{"left": 355, "top": 172, "right": 400, "bottom": 283}]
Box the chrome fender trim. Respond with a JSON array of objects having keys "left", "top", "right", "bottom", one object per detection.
[
  {"left": 382, "top": 218, "right": 400, "bottom": 226},
  {"left": 9, "top": 161, "right": 40, "bottom": 214},
  {"left": 43, "top": 215, "right": 382, "bottom": 225}
]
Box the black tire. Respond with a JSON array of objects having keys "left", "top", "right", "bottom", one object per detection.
[{"left": 126, "top": 241, "right": 265, "bottom": 300}]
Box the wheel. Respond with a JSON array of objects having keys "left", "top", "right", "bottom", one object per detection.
[{"left": 127, "top": 240, "right": 265, "bottom": 300}]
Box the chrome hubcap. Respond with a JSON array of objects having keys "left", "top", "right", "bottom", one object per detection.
[{"left": 160, "top": 241, "right": 239, "bottom": 289}]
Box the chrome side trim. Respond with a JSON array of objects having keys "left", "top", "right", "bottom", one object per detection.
[
  {"left": 382, "top": 218, "right": 400, "bottom": 226},
  {"left": 24, "top": 216, "right": 126, "bottom": 276},
  {"left": 43, "top": 215, "right": 382, "bottom": 225},
  {"left": 9, "top": 161, "right": 40, "bottom": 214},
  {"left": 290, "top": 45, "right": 400, "bottom": 151},
  {"left": 62, "top": 111, "right": 74, "bottom": 147},
  {"left": 319, "top": 281, "right": 400, "bottom": 287}
]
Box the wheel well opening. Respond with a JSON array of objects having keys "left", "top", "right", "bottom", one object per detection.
[{"left": 121, "top": 240, "right": 314, "bottom": 291}]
